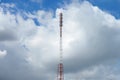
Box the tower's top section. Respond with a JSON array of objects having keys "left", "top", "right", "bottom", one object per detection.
[
  {"left": 60, "top": 13, "right": 63, "bottom": 27},
  {"left": 59, "top": 13, "right": 63, "bottom": 63}
]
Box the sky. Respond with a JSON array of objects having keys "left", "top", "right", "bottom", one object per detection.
[{"left": 0, "top": 0, "right": 120, "bottom": 80}]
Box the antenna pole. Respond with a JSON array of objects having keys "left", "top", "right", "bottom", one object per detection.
[{"left": 57, "top": 12, "right": 64, "bottom": 80}]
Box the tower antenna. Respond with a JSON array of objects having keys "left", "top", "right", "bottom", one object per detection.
[{"left": 57, "top": 12, "right": 64, "bottom": 80}]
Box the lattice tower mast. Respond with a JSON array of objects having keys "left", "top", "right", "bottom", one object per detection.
[{"left": 57, "top": 12, "right": 64, "bottom": 80}]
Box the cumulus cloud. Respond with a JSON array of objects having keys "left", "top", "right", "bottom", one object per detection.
[
  {"left": 25, "top": 1, "right": 120, "bottom": 80},
  {"left": 0, "top": 3, "right": 41, "bottom": 80},
  {"left": 65, "top": 65, "right": 120, "bottom": 80},
  {"left": 0, "top": 50, "right": 7, "bottom": 58},
  {"left": 31, "top": 0, "right": 42, "bottom": 3},
  {"left": 0, "top": 28, "right": 17, "bottom": 41},
  {"left": 0, "top": 1, "right": 120, "bottom": 80},
  {"left": 0, "top": 3, "right": 15, "bottom": 8},
  {"left": 27, "top": 0, "right": 120, "bottom": 65}
]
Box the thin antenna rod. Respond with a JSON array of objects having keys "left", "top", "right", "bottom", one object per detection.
[{"left": 60, "top": 12, "right": 63, "bottom": 62}]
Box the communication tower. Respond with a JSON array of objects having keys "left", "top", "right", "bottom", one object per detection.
[{"left": 57, "top": 13, "right": 64, "bottom": 80}]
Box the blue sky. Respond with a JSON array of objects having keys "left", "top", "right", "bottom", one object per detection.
[{"left": 0, "top": 0, "right": 120, "bottom": 19}]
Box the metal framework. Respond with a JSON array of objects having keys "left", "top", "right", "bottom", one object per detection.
[{"left": 57, "top": 13, "right": 64, "bottom": 80}]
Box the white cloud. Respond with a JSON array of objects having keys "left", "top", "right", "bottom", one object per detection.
[
  {"left": 25, "top": 1, "right": 120, "bottom": 80},
  {"left": 0, "top": 3, "right": 15, "bottom": 8},
  {"left": 26, "top": 0, "right": 120, "bottom": 67},
  {"left": 0, "top": 4, "right": 40, "bottom": 80},
  {"left": 0, "top": 1, "right": 120, "bottom": 80},
  {"left": 0, "top": 50, "right": 7, "bottom": 58},
  {"left": 31, "top": 0, "right": 42, "bottom": 3},
  {"left": 65, "top": 65, "right": 120, "bottom": 80}
]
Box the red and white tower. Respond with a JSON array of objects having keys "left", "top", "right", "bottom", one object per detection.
[{"left": 57, "top": 13, "right": 64, "bottom": 80}]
